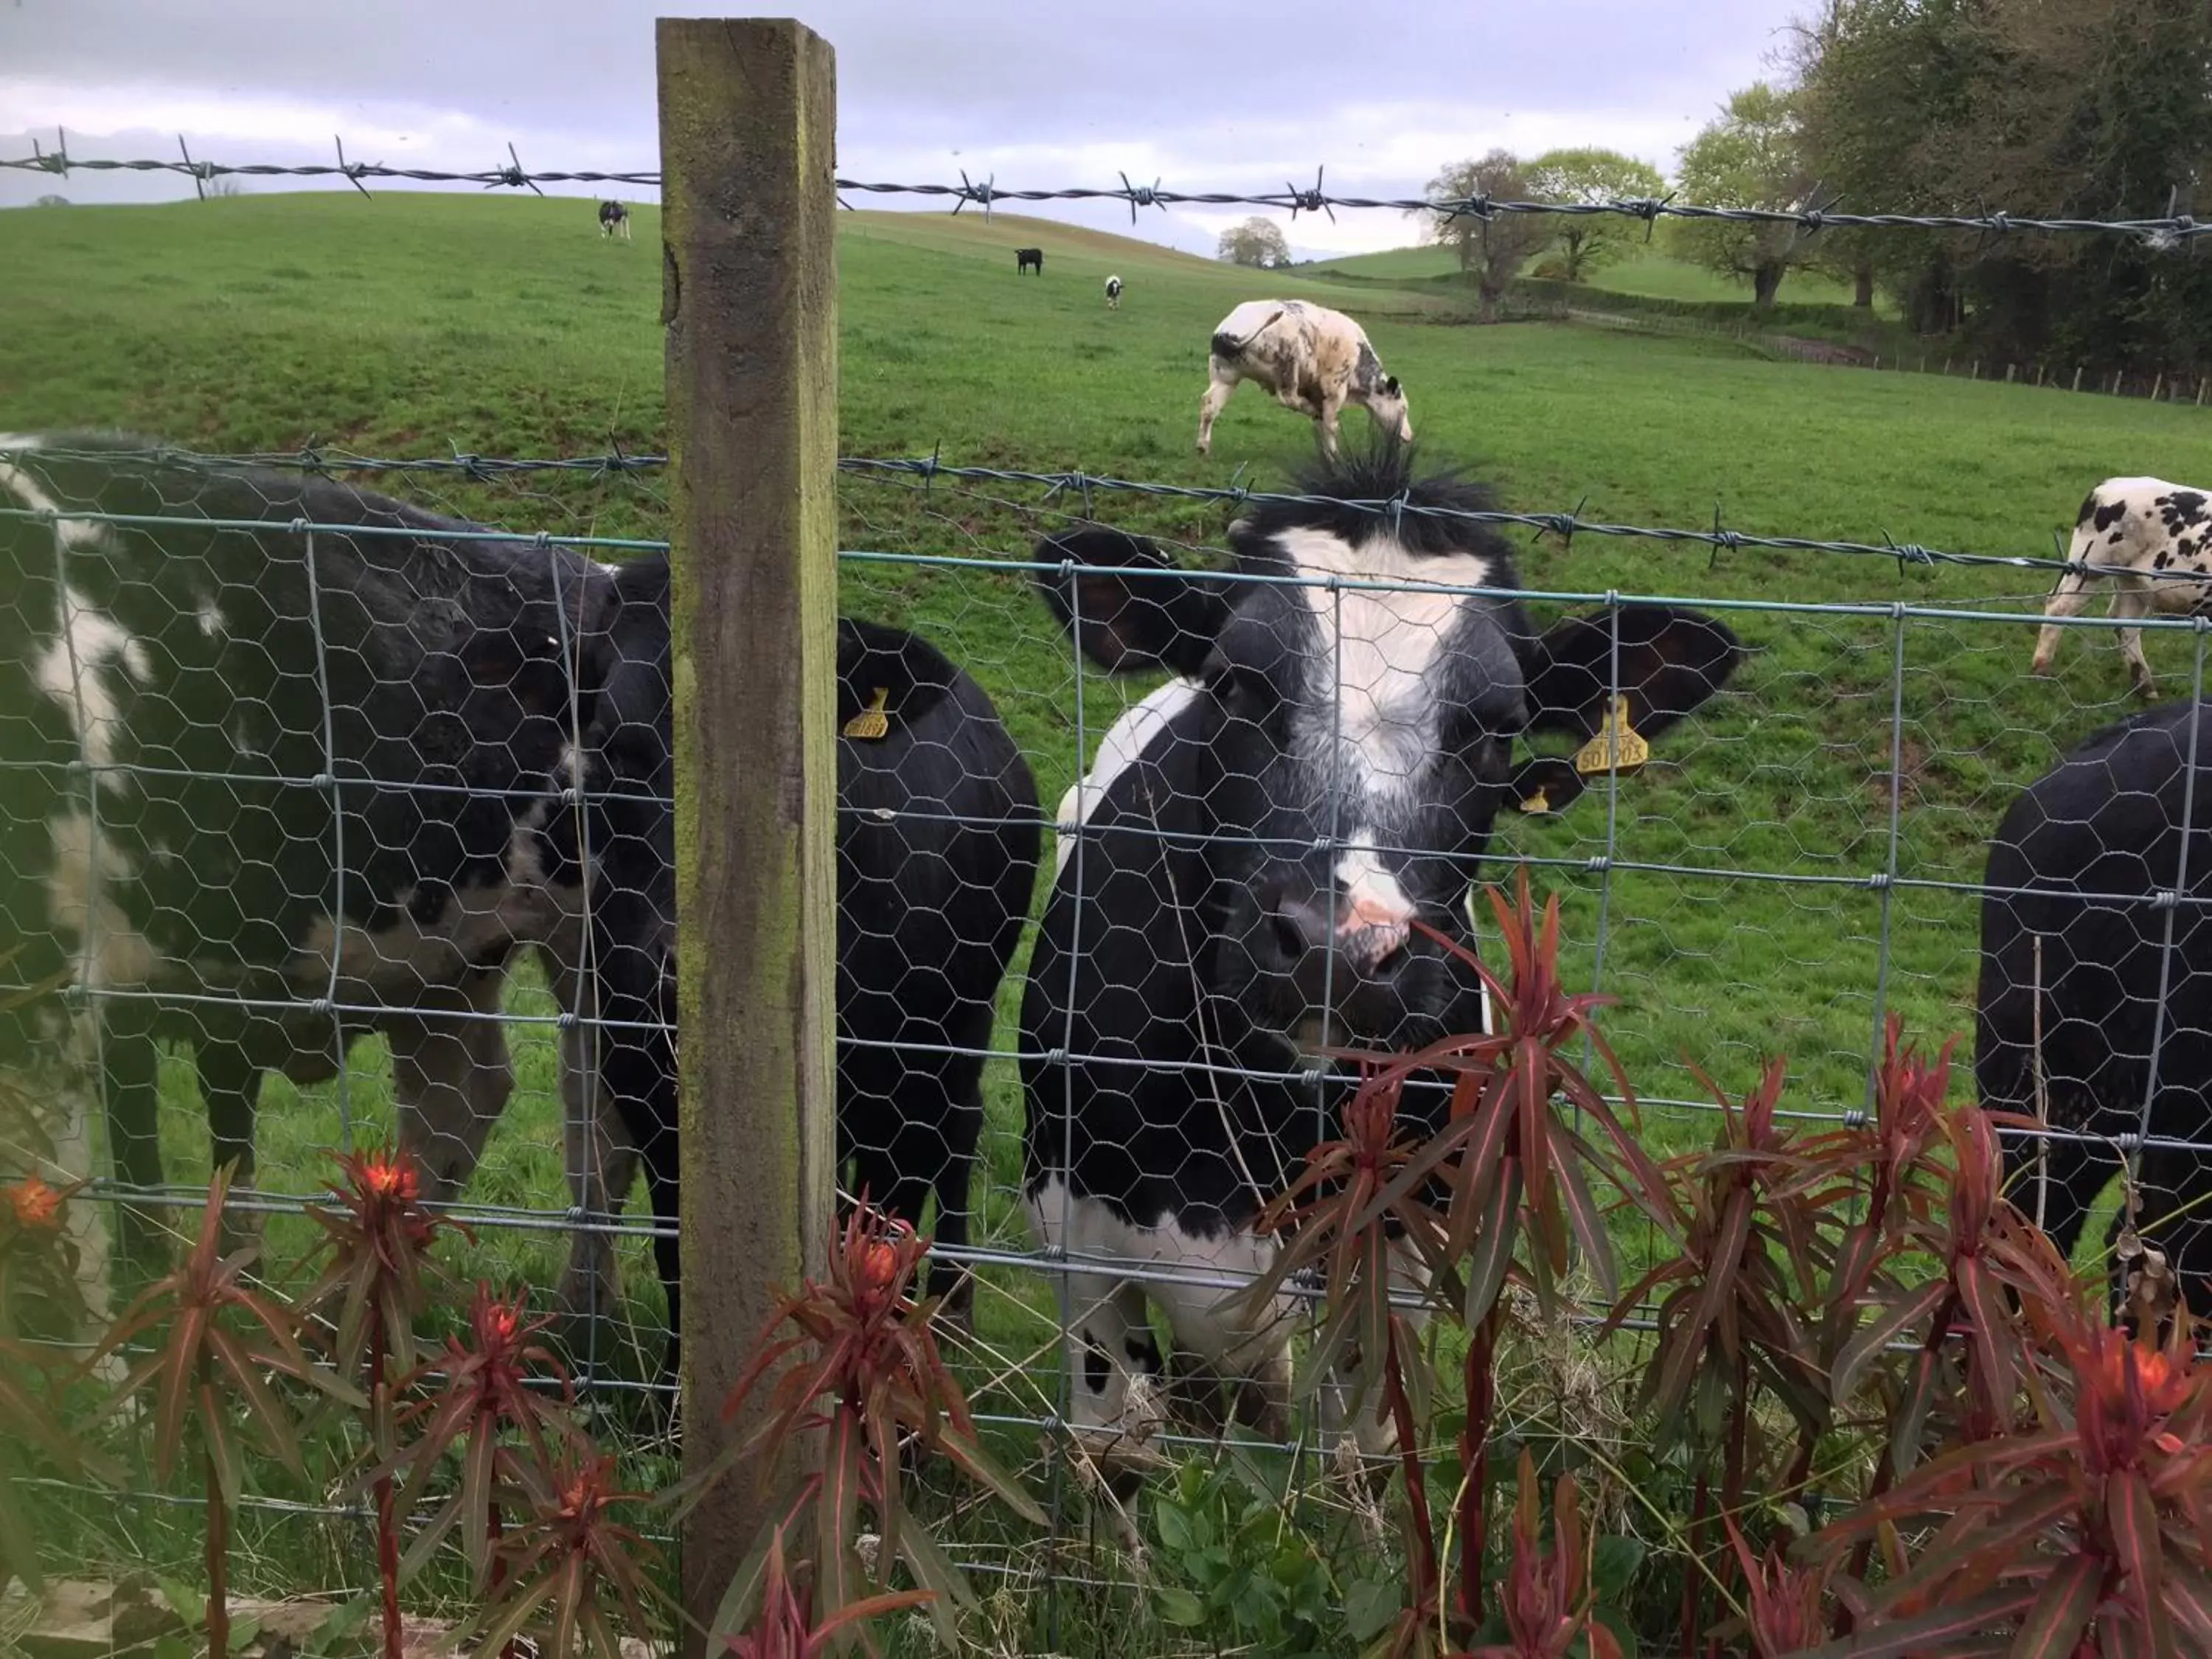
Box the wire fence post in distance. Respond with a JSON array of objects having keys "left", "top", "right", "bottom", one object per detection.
[{"left": 658, "top": 18, "right": 840, "bottom": 1654}]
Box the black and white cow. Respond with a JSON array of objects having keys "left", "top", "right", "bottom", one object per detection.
[
  {"left": 1198, "top": 299, "right": 1411, "bottom": 460},
  {"left": 0, "top": 434, "right": 613, "bottom": 1326},
  {"left": 0, "top": 436, "right": 1040, "bottom": 1386},
  {"left": 1105, "top": 274, "right": 1123, "bottom": 310},
  {"left": 1016, "top": 247, "right": 1044, "bottom": 276},
  {"left": 566, "top": 554, "right": 1043, "bottom": 1377},
  {"left": 1976, "top": 701, "right": 2212, "bottom": 1297},
  {"left": 2033, "top": 477, "right": 2212, "bottom": 700},
  {"left": 1017, "top": 443, "right": 1743, "bottom": 1461},
  {"left": 599, "top": 201, "right": 631, "bottom": 241}
]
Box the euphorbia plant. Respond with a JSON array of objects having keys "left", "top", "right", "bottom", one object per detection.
[
  {"left": 1456, "top": 1450, "right": 1619, "bottom": 1659},
  {"left": 84, "top": 1164, "right": 363, "bottom": 1659},
  {"left": 717, "top": 1200, "right": 1044, "bottom": 1654},
  {"left": 0, "top": 1172, "right": 114, "bottom": 1590},
  {"left": 1242, "top": 869, "right": 1677, "bottom": 1646},
  {"left": 1795, "top": 1290, "right": 2212, "bottom": 1657},
  {"left": 297, "top": 1144, "right": 453, "bottom": 1659}
]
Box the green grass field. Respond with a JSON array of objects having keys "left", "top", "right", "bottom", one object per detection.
[{"left": 4, "top": 191, "right": 2207, "bottom": 1632}]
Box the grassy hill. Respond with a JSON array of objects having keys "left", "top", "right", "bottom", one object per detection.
[
  {"left": 1303, "top": 237, "right": 1884, "bottom": 310},
  {"left": 3, "top": 187, "right": 2205, "bottom": 1630}
]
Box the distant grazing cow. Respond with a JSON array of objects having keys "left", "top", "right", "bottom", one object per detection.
[
  {"left": 2033, "top": 477, "right": 2212, "bottom": 699},
  {"left": 1977, "top": 701, "right": 2212, "bottom": 1301},
  {"left": 599, "top": 201, "right": 630, "bottom": 240},
  {"left": 1105, "top": 274, "right": 1123, "bottom": 310},
  {"left": 1199, "top": 299, "right": 1411, "bottom": 459},
  {"left": 1017, "top": 247, "right": 1043, "bottom": 275},
  {"left": 0, "top": 436, "right": 1040, "bottom": 1389},
  {"left": 1019, "top": 442, "right": 1743, "bottom": 1461}
]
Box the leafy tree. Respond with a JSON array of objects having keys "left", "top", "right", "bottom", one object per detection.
[
  {"left": 1217, "top": 217, "right": 1291, "bottom": 269},
  {"left": 1523, "top": 148, "right": 1667, "bottom": 281},
  {"left": 1413, "top": 150, "right": 1553, "bottom": 323},
  {"left": 1671, "top": 82, "right": 1821, "bottom": 309}
]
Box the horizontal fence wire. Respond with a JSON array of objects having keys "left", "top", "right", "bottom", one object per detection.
[
  {"left": 5, "top": 440, "right": 2211, "bottom": 588},
  {"left": 7, "top": 139, "right": 2212, "bottom": 247}
]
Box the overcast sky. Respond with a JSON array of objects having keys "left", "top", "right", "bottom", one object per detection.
[{"left": 0, "top": 1, "right": 1810, "bottom": 257}]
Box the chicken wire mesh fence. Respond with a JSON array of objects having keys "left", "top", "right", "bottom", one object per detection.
[{"left": 3, "top": 436, "right": 2210, "bottom": 1608}]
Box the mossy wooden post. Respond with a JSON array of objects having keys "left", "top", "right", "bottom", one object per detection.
[{"left": 658, "top": 18, "right": 838, "bottom": 1655}]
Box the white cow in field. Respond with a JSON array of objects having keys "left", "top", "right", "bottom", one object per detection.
[
  {"left": 2034, "top": 476, "right": 2212, "bottom": 699},
  {"left": 1197, "top": 299, "right": 1412, "bottom": 458}
]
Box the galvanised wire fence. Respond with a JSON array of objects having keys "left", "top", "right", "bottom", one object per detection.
[{"left": 4, "top": 142, "right": 2212, "bottom": 1644}]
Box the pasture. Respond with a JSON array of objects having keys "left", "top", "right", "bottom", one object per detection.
[{"left": 4, "top": 187, "right": 2209, "bottom": 1622}]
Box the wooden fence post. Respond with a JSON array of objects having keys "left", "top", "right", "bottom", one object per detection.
[
  {"left": 658, "top": 18, "right": 839, "bottom": 1657},
  {"left": 2073, "top": 364, "right": 2084, "bottom": 393}
]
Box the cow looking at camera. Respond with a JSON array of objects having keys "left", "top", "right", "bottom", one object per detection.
[{"left": 1018, "top": 442, "right": 1744, "bottom": 1464}]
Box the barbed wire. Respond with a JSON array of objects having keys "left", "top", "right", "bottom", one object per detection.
[
  {"left": 14, "top": 440, "right": 2206, "bottom": 587},
  {"left": 5, "top": 138, "right": 2208, "bottom": 248}
]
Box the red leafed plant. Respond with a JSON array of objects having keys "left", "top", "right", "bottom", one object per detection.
[
  {"left": 1794, "top": 1290, "right": 2212, "bottom": 1657},
  {"left": 722, "top": 1525, "right": 934, "bottom": 1659},
  {"left": 1241, "top": 869, "right": 1677, "bottom": 1649},
  {"left": 1456, "top": 1451, "right": 1621, "bottom": 1659},
  {"left": 717, "top": 1200, "right": 1044, "bottom": 1655},
  {"left": 84, "top": 1163, "right": 364, "bottom": 1659},
  {"left": 296, "top": 1145, "right": 455, "bottom": 1659},
  {"left": 1717, "top": 1517, "right": 1838, "bottom": 1659},
  {"left": 458, "top": 1444, "right": 675, "bottom": 1659},
  {"left": 1605, "top": 1057, "right": 1833, "bottom": 1657},
  {"left": 388, "top": 1282, "right": 579, "bottom": 1598},
  {"left": 0, "top": 1172, "right": 114, "bottom": 1591}
]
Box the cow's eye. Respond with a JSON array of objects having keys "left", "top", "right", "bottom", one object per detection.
[{"left": 1205, "top": 661, "right": 1269, "bottom": 714}]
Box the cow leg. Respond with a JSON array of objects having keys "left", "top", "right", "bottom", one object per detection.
[
  {"left": 195, "top": 1027, "right": 267, "bottom": 1259},
  {"left": 1317, "top": 402, "right": 1343, "bottom": 462},
  {"left": 2031, "top": 567, "right": 2100, "bottom": 675},
  {"left": 1062, "top": 1273, "right": 1169, "bottom": 1470},
  {"left": 557, "top": 1020, "right": 639, "bottom": 1348},
  {"left": 389, "top": 970, "right": 512, "bottom": 1204},
  {"left": 100, "top": 1000, "right": 168, "bottom": 1280},
  {"left": 1197, "top": 369, "right": 1238, "bottom": 455},
  {"left": 2111, "top": 582, "right": 2158, "bottom": 700}
]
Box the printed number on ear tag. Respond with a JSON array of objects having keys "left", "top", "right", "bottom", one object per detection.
[
  {"left": 1573, "top": 695, "right": 1649, "bottom": 778},
  {"left": 843, "top": 686, "right": 891, "bottom": 740}
]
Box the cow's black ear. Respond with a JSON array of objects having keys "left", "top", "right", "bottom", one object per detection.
[
  {"left": 1524, "top": 605, "right": 1744, "bottom": 744},
  {"left": 1032, "top": 527, "right": 1231, "bottom": 678},
  {"left": 1503, "top": 754, "right": 1587, "bottom": 816},
  {"left": 1383, "top": 375, "right": 1402, "bottom": 394},
  {"left": 835, "top": 616, "right": 959, "bottom": 731}
]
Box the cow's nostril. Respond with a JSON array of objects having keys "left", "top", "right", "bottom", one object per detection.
[{"left": 1270, "top": 909, "right": 1309, "bottom": 963}]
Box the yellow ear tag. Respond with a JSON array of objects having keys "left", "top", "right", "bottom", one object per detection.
[
  {"left": 1573, "top": 695, "right": 1649, "bottom": 778},
  {"left": 1518, "top": 786, "right": 1551, "bottom": 814},
  {"left": 843, "top": 686, "right": 891, "bottom": 740}
]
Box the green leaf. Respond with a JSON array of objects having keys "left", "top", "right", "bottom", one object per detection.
[
  {"left": 1156, "top": 1586, "right": 1207, "bottom": 1628},
  {"left": 1345, "top": 1577, "right": 1403, "bottom": 1644},
  {"left": 230, "top": 1616, "right": 262, "bottom": 1651},
  {"left": 1593, "top": 1534, "right": 1646, "bottom": 1602},
  {"left": 1590, "top": 1605, "right": 1639, "bottom": 1659},
  {"left": 894, "top": 1512, "right": 978, "bottom": 1651},
  {"left": 158, "top": 1575, "right": 207, "bottom": 1630}
]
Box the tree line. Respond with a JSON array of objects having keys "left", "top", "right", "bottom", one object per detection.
[{"left": 1215, "top": 0, "right": 2211, "bottom": 372}]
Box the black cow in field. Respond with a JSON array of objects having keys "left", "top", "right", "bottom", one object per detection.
[
  {"left": 1018, "top": 442, "right": 1744, "bottom": 1463},
  {"left": 1977, "top": 701, "right": 2212, "bottom": 1298},
  {"left": 1016, "top": 247, "right": 1043, "bottom": 275},
  {"left": 599, "top": 200, "right": 631, "bottom": 240},
  {"left": 569, "top": 554, "right": 1041, "bottom": 1371},
  {"left": 0, "top": 435, "right": 1040, "bottom": 1385}
]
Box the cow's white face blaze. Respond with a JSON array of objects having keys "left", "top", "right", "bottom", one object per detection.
[{"left": 1366, "top": 375, "right": 1413, "bottom": 445}]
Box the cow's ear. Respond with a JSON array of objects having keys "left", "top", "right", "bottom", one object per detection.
[
  {"left": 1383, "top": 375, "right": 1402, "bottom": 394},
  {"left": 1523, "top": 605, "right": 1744, "bottom": 745},
  {"left": 1503, "top": 754, "right": 1587, "bottom": 816},
  {"left": 1032, "top": 528, "right": 1231, "bottom": 678},
  {"left": 835, "top": 616, "right": 957, "bottom": 731}
]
